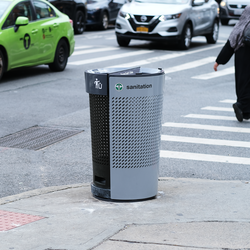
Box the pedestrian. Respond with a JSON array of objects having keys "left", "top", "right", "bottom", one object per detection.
[{"left": 214, "top": 5, "right": 250, "bottom": 122}]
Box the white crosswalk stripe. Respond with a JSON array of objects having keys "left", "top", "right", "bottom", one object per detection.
[
  {"left": 161, "top": 135, "right": 250, "bottom": 148},
  {"left": 69, "top": 50, "right": 154, "bottom": 65},
  {"left": 162, "top": 122, "right": 250, "bottom": 133},
  {"left": 69, "top": 43, "right": 231, "bottom": 79},
  {"left": 220, "top": 99, "right": 235, "bottom": 103},
  {"left": 201, "top": 106, "right": 233, "bottom": 112},
  {"left": 161, "top": 99, "right": 250, "bottom": 165},
  {"left": 108, "top": 44, "right": 222, "bottom": 69},
  {"left": 72, "top": 47, "right": 119, "bottom": 56},
  {"left": 184, "top": 114, "right": 236, "bottom": 120},
  {"left": 164, "top": 57, "right": 216, "bottom": 74},
  {"left": 192, "top": 66, "right": 234, "bottom": 80},
  {"left": 160, "top": 150, "right": 250, "bottom": 165}
]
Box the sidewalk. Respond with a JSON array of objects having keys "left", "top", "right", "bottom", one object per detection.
[{"left": 1, "top": 177, "right": 250, "bottom": 250}]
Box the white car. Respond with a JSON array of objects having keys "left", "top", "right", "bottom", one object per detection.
[{"left": 115, "top": 0, "right": 219, "bottom": 49}]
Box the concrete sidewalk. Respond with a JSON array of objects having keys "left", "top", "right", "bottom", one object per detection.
[{"left": 1, "top": 177, "right": 250, "bottom": 250}]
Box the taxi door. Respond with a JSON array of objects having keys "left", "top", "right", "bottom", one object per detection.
[
  {"left": 2, "top": 1, "right": 39, "bottom": 69},
  {"left": 32, "top": 0, "right": 59, "bottom": 62}
]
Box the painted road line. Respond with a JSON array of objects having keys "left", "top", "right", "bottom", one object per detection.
[
  {"left": 192, "top": 66, "right": 234, "bottom": 80},
  {"left": 162, "top": 122, "right": 250, "bottom": 133},
  {"left": 72, "top": 47, "right": 119, "bottom": 56},
  {"left": 160, "top": 150, "right": 250, "bottom": 165},
  {"left": 108, "top": 44, "right": 223, "bottom": 68},
  {"left": 69, "top": 50, "right": 154, "bottom": 65},
  {"left": 201, "top": 106, "right": 233, "bottom": 112},
  {"left": 74, "top": 45, "right": 93, "bottom": 50},
  {"left": 220, "top": 99, "right": 235, "bottom": 103},
  {"left": 164, "top": 57, "right": 216, "bottom": 74},
  {"left": 161, "top": 135, "right": 250, "bottom": 148},
  {"left": 184, "top": 114, "right": 236, "bottom": 121}
]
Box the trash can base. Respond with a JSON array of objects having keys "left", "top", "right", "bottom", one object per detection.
[{"left": 91, "top": 183, "right": 111, "bottom": 199}]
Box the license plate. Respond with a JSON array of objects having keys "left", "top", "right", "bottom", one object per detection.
[
  {"left": 234, "top": 9, "right": 243, "bottom": 15},
  {"left": 136, "top": 26, "right": 148, "bottom": 33}
]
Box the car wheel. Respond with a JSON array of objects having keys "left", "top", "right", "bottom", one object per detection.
[
  {"left": 100, "top": 12, "right": 109, "bottom": 30},
  {"left": 49, "top": 39, "right": 69, "bottom": 72},
  {"left": 179, "top": 23, "right": 192, "bottom": 50},
  {"left": 75, "top": 10, "right": 85, "bottom": 34},
  {"left": 117, "top": 36, "right": 130, "bottom": 47},
  {"left": 0, "top": 50, "right": 5, "bottom": 82},
  {"left": 221, "top": 18, "right": 229, "bottom": 25},
  {"left": 206, "top": 20, "right": 219, "bottom": 44}
]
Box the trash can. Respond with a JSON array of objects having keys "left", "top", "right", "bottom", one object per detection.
[{"left": 85, "top": 67, "right": 164, "bottom": 200}]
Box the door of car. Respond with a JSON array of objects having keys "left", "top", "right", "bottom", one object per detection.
[
  {"left": 32, "top": 0, "right": 59, "bottom": 62},
  {"left": 2, "top": 1, "right": 39, "bottom": 68},
  {"left": 191, "top": 0, "right": 206, "bottom": 35},
  {"left": 201, "top": 0, "right": 214, "bottom": 29}
]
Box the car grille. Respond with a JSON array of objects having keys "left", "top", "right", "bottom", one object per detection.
[
  {"left": 128, "top": 18, "right": 160, "bottom": 32},
  {"left": 134, "top": 15, "right": 154, "bottom": 23},
  {"left": 229, "top": 4, "right": 247, "bottom": 9}
]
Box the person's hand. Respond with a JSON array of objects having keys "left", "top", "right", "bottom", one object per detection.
[{"left": 214, "top": 62, "right": 219, "bottom": 71}]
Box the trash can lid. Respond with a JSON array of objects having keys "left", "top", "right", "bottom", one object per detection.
[{"left": 85, "top": 67, "right": 164, "bottom": 77}]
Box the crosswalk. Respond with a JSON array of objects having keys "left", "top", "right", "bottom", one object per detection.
[
  {"left": 160, "top": 99, "right": 250, "bottom": 165},
  {"left": 69, "top": 44, "right": 234, "bottom": 80}
]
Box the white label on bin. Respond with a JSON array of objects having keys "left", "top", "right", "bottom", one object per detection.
[{"left": 94, "top": 78, "right": 102, "bottom": 89}]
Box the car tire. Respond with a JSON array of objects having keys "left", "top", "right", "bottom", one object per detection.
[
  {"left": 75, "top": 10, "right": 85, "bottom": 34},
  {"left": 0, "top": 50, "right": 5, "bottom": 82},
  {"left": 206, "top": 20, "right": 219, "bottom": 44},
  {"left": 100, "top": 12, "right": 109, "bottom": 30},
  {"left": 221, "top": 18, "right": 229, "bottom": 25},
  {"left": 49, "top": 39, "right": 69, "bottom": 72},
  {"left": 179, "top": 23, "right": 192, "bottom": 50},
  {"left": 117, "top": 36, "right": 130, "bottom": 47}
]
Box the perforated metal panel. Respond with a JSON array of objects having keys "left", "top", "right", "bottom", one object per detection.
[
  {"left": 109, "top": 74, "right": 164, "bottom": 200},
  {"left": 89, "top": 94, "right": 110, "bottom": 166},
  {"left": 111, "top": 95, "right": 163, "bottom": 169},
  {"left": 89, "top": 94, "right": 110, "bottom": 189}
]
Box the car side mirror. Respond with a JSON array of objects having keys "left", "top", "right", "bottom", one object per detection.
[
  {"left": 14, "top": 16, "right": 29, "bottom": 32},
  {"left": 192, "top": 0, "right": 205, "bottom": 6}
]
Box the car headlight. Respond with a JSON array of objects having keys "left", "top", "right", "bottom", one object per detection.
[
  {"left": 159, "top": 13, "right": 182, "bottom": 21},
  {"left": 220, "top": 1, "right": 226, "bottom": 7},
  {"left": 119, "top": 11, "right": 131, "bottom": 20}
]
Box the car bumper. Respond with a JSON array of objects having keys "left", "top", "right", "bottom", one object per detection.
[
  {"left": 116, "top": 31, "right": 181, "bottom": 42},
  {"left": 115, "top": 15, "right": 183, "bottom": 42},
  {"left": 219, "top": 6, "right": 245, "bottom": 20}
]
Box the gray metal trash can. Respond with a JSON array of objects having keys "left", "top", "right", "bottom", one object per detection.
[{"left": 85, "top": 67, "right": 164, "bottom": 201}]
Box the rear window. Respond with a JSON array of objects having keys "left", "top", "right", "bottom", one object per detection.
[{"left": 0, "top": 2, "right": 11, "bottom": 19}]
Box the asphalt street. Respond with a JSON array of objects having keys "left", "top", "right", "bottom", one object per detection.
[{"left": 1, "top": 21, "right": 249, "bottom": 199}]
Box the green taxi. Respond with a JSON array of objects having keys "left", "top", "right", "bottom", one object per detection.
[{"left": 0, "top": 0, "right": 75, "bottom": 81}]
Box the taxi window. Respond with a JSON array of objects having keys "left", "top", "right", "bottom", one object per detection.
[
  {"left": 33, "top": 0, "right": 56, "bottom": 19},
  {"left": 2, "top": 1, "right": 33, "bottom": 29},
  {"left": 0, "top": 2, "right": 10, "bottom": 19}
]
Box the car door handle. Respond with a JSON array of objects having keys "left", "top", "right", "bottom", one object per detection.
[
  {"left": 32, "top": 29, "right": 38, "bottom": 34},
  {"left": 53, "top": 23, "right": 59, "bottom": 28}
]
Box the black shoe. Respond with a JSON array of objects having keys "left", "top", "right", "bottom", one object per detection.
[
  {"left": 243, "top": 114, "right": 250, "bottom": 120},
  {"left": 233, "top": 103, "right": 243, "bottom": 122}
]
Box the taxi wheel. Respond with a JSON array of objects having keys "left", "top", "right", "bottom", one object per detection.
[
  {"left": 0, "top": 50, "right": 5, "bottom": 81},
  {"left": 206, "top": 20, "right": 219, "bottom": 44},
  {"left": 179, "top": 23, "right": 192, "bottom": 50},
  {"left": 75, "top": 10, "right": 85, "bottom": 34},
  {"left": 49, "top": 39, "right": 69, "bottom": 72}
]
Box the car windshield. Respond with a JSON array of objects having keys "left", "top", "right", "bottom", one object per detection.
[
  {"left": 0, "top": 2, "right": 11, "bottom": 19},
  {"left": 134, "top": 0, "right": 189, "bottom": 4}
]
